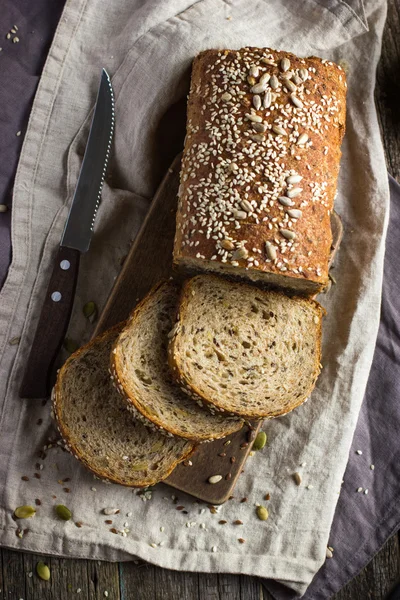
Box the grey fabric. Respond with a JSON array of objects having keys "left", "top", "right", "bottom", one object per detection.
[{"left": 0, "top": 0, "right": 390, "bottom": 596}]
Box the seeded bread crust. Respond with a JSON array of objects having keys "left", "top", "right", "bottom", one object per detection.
[
  {"left": 168, "top": 275, "right": 324, "bottom": 420},
  {"left": 53, "top": 324, "right": 194, "bottom": 487},
  {"left": 173, "top": 48, "right": 347, "bottom": 295},
  {"left": 111, "top": 281, "right": 243, "bottom": 442}
]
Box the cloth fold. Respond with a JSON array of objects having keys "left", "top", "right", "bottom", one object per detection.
[{"left": 0, "top": 0, "right": 390, "bottom": 596}]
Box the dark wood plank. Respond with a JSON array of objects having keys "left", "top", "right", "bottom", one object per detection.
[
  {"left": 155, "top": 566, "right": 199, "bottom": 600},
  {"left": 218, "top": 574, "right": 241, "bottom": 600},
  {"left": 198, "top": 573, "right": 221, "bottom": 600},
  {"left": 87, "top": 560, "right": 120, "bottom": 600},
  {"left": 1, "top": 548, "right": 26, "bottom": 600},
  {"left": 333, "top": 533, "right": 400, "bottom": 600},
  {"left": 240, "top": 575, "right": 266, "bottom": 600},
  {"left": 23, "top": 554, "right": 91, "bottom": 599},
  {"left": 119, "top": 562, "right": 157, "bottom": 600}
]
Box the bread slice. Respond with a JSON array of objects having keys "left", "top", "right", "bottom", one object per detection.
[
  {"left": 111, "top": 282, "right": 243, "bottom": 442},
  {"left": 168, "top": 275, "right": 324, "bottom": 420},
  {"left": 53, "top": 324, "right": 194, "bottom": 487}
]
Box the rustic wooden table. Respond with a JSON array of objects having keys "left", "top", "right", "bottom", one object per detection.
[{"left": 2, "top": 1, "right": 400, "bottom": 598}]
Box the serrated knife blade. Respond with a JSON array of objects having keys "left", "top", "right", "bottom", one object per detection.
[
  {"left": 20, "top": 69, "right": 115, "bottom": 398},
  {"left": 61, "top": 68, "right": 114, "bottom": 252}
]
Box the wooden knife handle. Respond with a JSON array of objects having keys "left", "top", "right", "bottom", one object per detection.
[{"left": 19, "top": 247, "right": 80, "bottom": 398}]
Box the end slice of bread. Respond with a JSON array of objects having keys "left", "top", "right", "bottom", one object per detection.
[
  {"left": 168, "top": 275, "right": 324, "bottom": 420},
  {"left": 53, "top": 324, "right": 194, "bottom": 487},
  {"left": 111, "top": 282, "right": 243, "bottom": 442}
]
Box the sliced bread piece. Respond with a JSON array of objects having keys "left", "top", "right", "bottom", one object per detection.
[
  {"left": 53, "top": 324, "right": 194, "bottom": 487},
  {"left": 168, "top": 275, "right": 324, "bottom": 420},
  {"left": 111, "top": 282, "right": 243, "bottom": 442}
]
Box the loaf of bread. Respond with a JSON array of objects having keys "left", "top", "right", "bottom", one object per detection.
[
  {"left": 53, "top": 325, "right": 194, "bottom": 487},
  {"left": 110, "top": 281, "right": 243, "bottom": 442},
  {"left": 173, "top": 47, "right": 346, "bottom": 295},
  {"left": 168, "top": 275, "right": 324, "bottom": 420}
]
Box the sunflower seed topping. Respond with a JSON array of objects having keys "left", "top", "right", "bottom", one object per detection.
[
  {"left": 297, "top": 132, "right": 309, "bottom": 145},
  {"left": 272, "top": 124, "right": 287, "bottom": 136},
  {"left": 261, "top": 57, "right": 275, "bottom": 65},
  {"left": 283, "top": 79, "right": 297, "bottom": 93},
  {"left": 280, "top": 57, "right": 290, "bottom": 72},
  {"left": 221, "top": 239, "right": 235, "bottom": 250},
  {"left": 269, "top": 74, "right": 279, "bottom": 89},
  {"left": 286, "top": 174, "right": 303, "bottom": 184},
  {"left": 299, "top": 67, "right": 309, "bottom": 80},
  {"left": 251, "top": 82, "right": 269, "bottom": 94},
  {"left": 245, "top": 113, "right": 263, "bottom": 123},
  {"left": 240, "top": 200, "right": 253, "bottom": 212},
  {"left": 208, "top": 475, "right": 223, "bottom": 484},
  {"left": 249, "top": 65, "right": 259, "bottom": 78},
  {"left": 286, "top": 187, "right": 303, "bottom": 198},
  {"left": 290, "top": 94, "right": 303, "bottom": 108},
  {"left": 232, "top": 246, "right": 249, "bottom": 260},
  {"left": 252, "top": 94, "right": 262, "bottom": 110},
  {"left": 250, "top": 134, "right": 265, "bottom": 143},
  {"left": 278, "top": 196, "right": 295, "bottom": 207},
  {"left": 251, "top": 122, "right": 267, "bottom": 133},
  {"left": 259, "top": 72, "right": 271, "bottom": 85},
  {"left": 265, "top": 242, "right": 277, "bottom": 261},
  {"left": 233, "top": 210, "right": 247, "bottom": 220},
  {"left": 263, "top": 90, "right": 272, "bottom": 108},
  {"left": 287, "top": 209, "right": 302, "bottom": 219},
  {"left": 280, "top": 229, "right": 297, "bottom": 240}
]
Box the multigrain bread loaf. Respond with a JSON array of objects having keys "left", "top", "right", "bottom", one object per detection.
[
  {"left": 53, "top": 325, "right": 194, "bottom": 487},
  {"left": 173, "top": 48, "right": 347, "bottom": 295},
  {"left": 168, "top": 275, "right": 324, "bottom": 420},
  {"left": 111, "top": 281, "right": 243, "bottom": 442}
]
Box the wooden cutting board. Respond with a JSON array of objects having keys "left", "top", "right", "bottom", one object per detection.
[{"left": 94, "top": 154, "right": 342, "bottom": 504}]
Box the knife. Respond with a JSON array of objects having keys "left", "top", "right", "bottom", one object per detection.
[{"left": 19, "top": 69, "right": 115, "bottom": 398}]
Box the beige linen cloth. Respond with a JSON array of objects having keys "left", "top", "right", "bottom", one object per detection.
[{"left": 0, "top": 0, "right": 388, "bottom": 595}]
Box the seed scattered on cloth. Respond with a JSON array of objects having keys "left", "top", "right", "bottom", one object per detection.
[
  {"left": 211, "top": 546, "right": 218, "bottom": 553},
  {"left": 357, "top": 487, "right": 363, "bottom": 492},
  {"left": 356, "top": 450, "right": 362, "bottom": 455},
  {"left": 293, "top": 472, "right": 302, "bottom": 486},
  {"left": 326, "top": 547, "right": 333, "bottom": 559}
]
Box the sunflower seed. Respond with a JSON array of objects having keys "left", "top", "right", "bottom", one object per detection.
[
  {"left": 13, "top": 36, "right": 19, "bottom": 43},
  {"left": 281, "top": 57, "right": 290, "bottom": 72},
  {"left": 232, "top": 246, "right": 249, "bottom": 260},
  {"left": 272, "top": 124, "right": 286, "bottom": 136},
  {"left": 11, "top": 28, "right": 16, "bottom": 34},
  {"left": 293, "top": 472, "right": 302, "bottom": 485},
  {"left": 251, "top": 82, "right": 268, "bottom": 94},
  {"left": 256, "top": 505, "right": 269, "bottom": 521},
  {"left": 263, "top": 90, "right": 272, "bottom": 109},
  {"left": 282, "top": 71, "right": 294, "bottom": 80},
  {"left": 252, "top": 94, "right": 261, "bottom": 110},
  {"left": 280, "top": 229, "right": 296, "bottom": 240},
  {"left": 265, "top": 242, "right": 277, "bottom": 261},
  {"left": 326, "top": 547, "right": 333, "bottom": 559},
  {"left": 292, "top": 74, "right": 302, "bottom": 85},
  {"left": 240, "top": 200, "right": 253, "bottom": 212},
  {"left": 261, "top": 57, "right": 275, "bottom": 65},
  {"left": 250, "top": 134, "right": 265, "bottom": 143},
  {"left": 233, "top": 210, "right": 247, "bottom": 220},
  {"left": 103, "top": 507, "right": 120, "bottom": 515},
  {"left": 6, "top": 33, "right": 11, "bottom": 39},
  {"left": 221, "top": 92, "right": 232, "bottom": 101},
  {"left": 286, "top": 174, "right": 303, "bottom": 184},
  {"left": 287, "top": 209, "right": 302, "bottom": 219},
  {"left": 278, "top": 196, "right": 295, "bottom": 207},
  {"left": 249, "top": 65, "right": 259, "bottom": 78},
  {"left": 269, "top": 74, "right": 279, "bottom": 89},
  {"left": 245, "top": 113, "right": 262, "bottom": 123},
  {"left": 251, "top": 122, "right": 267, "bottom": 133},
  {"left": 299, "top": 68, "right": 308, "bottom": 81},
  {"left": 221, "top": 239, "right": 235, "bottom": 251},
  {"left": 259, "top": 72, "right": 270, "bottom": 85},
  {"left": 297, "top": 132, "right": 309, "bottom": 145},
  {"left": 208, "top": 475, "right": 222, "bottom": 484},
  {"left": 284, "top": 79, "right": 297, "bottom": 93},
  {"left": 290, "top": 94, "right": 303, "bottom": 108},
  {"left": 287, "top": 187, "right": 302, "bottom": 198}
]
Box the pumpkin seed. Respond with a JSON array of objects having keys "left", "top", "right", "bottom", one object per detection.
[
  {"left": 14, "top": 505, "right": 36, "bottom": 519},
  {"left": 252, "top": 431, "right": 267, "bottom": 451},
  {"left": 55, "top": 504, "right": 72, "bottom": 521},
  {"left": 63, "top": 338, "right": 79, "bottom": 354},
  {"left": 256, "top": 505, "right": 269, "bottom": 521},
  {"left": 83, "top": 301, "right": 97, "bottom": 321},
  {"left": 36, "top": 561, "right": 50, "bottom": 581}
]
